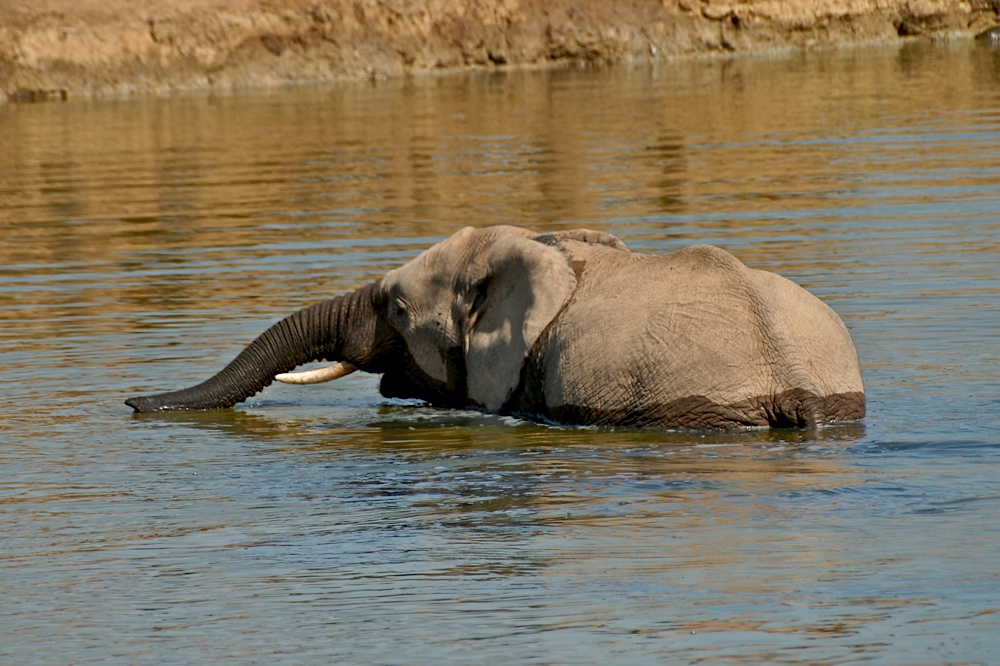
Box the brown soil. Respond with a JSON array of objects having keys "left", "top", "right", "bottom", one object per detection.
[{"left": 2, "top": 0, "right": 999, "bottom": 102}]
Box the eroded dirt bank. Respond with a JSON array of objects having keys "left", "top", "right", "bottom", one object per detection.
[{"left": 2, "top": 0, "right": 999, "bottom": 101}]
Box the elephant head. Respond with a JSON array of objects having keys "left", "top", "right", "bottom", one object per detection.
[{"left": 126, "top": 225, "right": 616, "bottom": 414}]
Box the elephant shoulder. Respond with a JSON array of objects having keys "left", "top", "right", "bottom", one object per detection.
[
  {"left": 654, "top": 245, "right": 759, "bottom": 297},
  {"left": 668, "top": 244, "right": 751, "bottom": 275}
]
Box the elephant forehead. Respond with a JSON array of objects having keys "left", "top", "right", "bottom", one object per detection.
[
  {"left": 385, "top": 231, "right": 477, "bottom": 294},
  {"left": 384, "top": 226, "right": 538, "bottom": 294}
]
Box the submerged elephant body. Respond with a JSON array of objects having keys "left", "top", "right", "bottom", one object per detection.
[
  {"left": 127, "top": 226, "right": 865, "bottom": 429},
  {"left": 510, "top": 242, "right": 864, "bottom": 427}
]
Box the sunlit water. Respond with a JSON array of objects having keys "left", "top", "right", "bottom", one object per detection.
[{"left": 2, "top": 40, "right": 999, "bottom": 663}]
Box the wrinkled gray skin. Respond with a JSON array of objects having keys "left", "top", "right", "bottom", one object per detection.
[{"left": 126, "top": 226, "right": 865, "bottom": 429}]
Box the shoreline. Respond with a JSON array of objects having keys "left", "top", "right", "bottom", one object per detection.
[{"left": 3, "top": 0, "right": 999, "bottom": 103}]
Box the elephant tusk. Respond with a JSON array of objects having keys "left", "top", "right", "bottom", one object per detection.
[{"left": 274, "top": 362, "right": 357, "bottom": 385}]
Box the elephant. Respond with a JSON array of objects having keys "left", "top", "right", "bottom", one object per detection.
[{"left": 126, "top": 225, "right": 865, "bottom": 429}]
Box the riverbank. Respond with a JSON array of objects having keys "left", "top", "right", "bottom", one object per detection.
[{"left": 2, "top": 0, "right": 998, "bottom": 102}]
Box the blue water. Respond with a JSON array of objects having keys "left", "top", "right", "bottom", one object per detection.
[{"left": 1, "top": 40, "right": 999, "bottom": 664}]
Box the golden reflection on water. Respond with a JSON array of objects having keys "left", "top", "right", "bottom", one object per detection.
[{"left": 2, "top": 42, "right": 998, "bottom": 257}]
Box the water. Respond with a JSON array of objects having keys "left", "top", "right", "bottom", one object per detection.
[{"left": 2, "top": 40, "right": 999, "bottom": 663}]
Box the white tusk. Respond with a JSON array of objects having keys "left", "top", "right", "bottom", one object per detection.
[{"left": 274, "top": 362, "right": 357, "bottom": 385}]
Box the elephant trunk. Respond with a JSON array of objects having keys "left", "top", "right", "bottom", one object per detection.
[{"left": 125, "top": 281, "right": 380, "bottom": 413}]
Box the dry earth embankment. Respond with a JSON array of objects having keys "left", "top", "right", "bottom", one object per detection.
[{"left": 2, "top": 0, "right": 999, "bottom": 101}]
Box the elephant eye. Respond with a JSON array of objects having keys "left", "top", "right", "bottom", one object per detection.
[{"left": 390, "top": 298, "right": 409, "bottom": 327}]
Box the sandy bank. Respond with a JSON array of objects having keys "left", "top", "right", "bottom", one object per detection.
[{"left": 2, "top": 0, "right": 999, "bottom": 102}]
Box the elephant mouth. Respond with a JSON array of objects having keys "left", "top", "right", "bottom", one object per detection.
[{"left": 379, "top": 346, "right": 466, "bottom": 408}]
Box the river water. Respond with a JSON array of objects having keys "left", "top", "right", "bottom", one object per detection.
[{"left": 2, "top": 40, "right": 999, "bottom": 663}]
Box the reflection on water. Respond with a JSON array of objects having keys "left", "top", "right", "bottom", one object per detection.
[{"left": 2, "top": 41, "right": 1000, "bottom": 663}]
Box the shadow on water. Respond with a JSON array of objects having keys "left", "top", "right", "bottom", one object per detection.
[
  {"left": 128, "top": 404, "right": 871, "bottom": 530},
  {"left": 126, "top": 406, "right": 873, "bottom": 574}
]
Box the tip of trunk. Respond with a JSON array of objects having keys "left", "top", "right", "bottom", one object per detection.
[
  {"left": 125, "top": 396, "right": 153, "bottom": 412},
  {"left": 124, "top": 391, "right": 235, "bottom": 413}
]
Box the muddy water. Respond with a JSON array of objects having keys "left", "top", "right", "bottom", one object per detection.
[{"left": 2, "top": 41, "right": 1000, "bottom": 663}]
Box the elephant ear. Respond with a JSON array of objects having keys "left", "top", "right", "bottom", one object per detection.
[
  {"left": 464, "top": 234, "right": 577, "bottom": 410},
  {"left": 535, "top": 228, "right": 629, "bottom": 251}
]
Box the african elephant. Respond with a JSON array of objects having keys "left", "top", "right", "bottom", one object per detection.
[{"left": 126, "top": 225, "right": 865, "bottom": 429}]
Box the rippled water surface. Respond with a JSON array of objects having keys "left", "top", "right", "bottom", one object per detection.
[{"left": 2, "top": 41, "right": 1000, "bottom": 663}]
